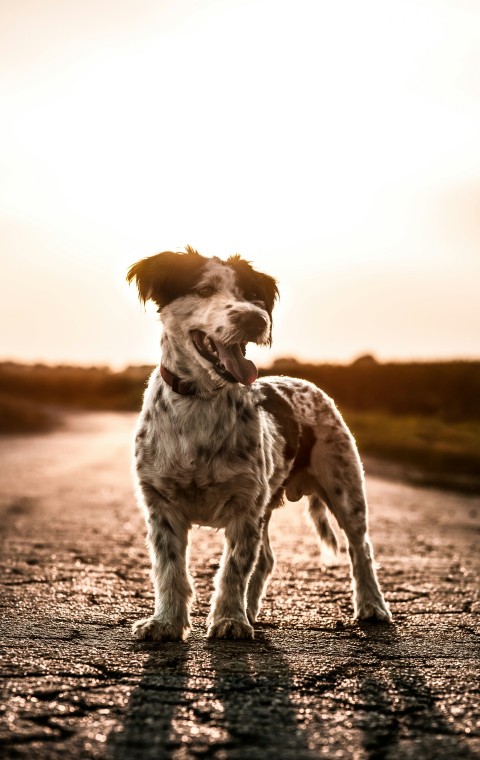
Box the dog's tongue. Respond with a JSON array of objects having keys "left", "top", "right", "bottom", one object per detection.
[{"left": 214, "top": 340, "right": 258, "bottom": 385}]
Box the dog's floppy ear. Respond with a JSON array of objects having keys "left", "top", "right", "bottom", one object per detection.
[
  {"left": 253, "top": 270, "right": 278, "bottom": 346},
  {"left": 127, "top": 247, "right": 206, "bottom": 309},
  {"left": 254, "top": 270, "right": 279, "bottom": 317},
  {"left": 227, "top": 255, "right": 279, "bottom": 316}
]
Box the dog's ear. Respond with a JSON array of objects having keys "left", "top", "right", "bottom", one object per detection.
[
  {"left": 227, "top": 255, "right": 279, "bottom": 316},
  {"left": 127, "top": 248, "right": 206, "bottom": 309},
  {"left": 254, "top": 270, "right": 278, "bottom": 345},
  {"left": 253, "top": 270, "right": 279, "bottom": 317}
]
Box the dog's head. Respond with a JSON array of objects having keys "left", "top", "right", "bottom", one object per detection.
[{"left": 127, "top": 247, "right": 278, "bottom": 386}]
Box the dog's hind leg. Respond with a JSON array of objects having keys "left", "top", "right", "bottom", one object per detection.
[
  {"left": 311, "top": 439, "right": 392, "bottom": 623},
  {"left": 333, "top": 489, "right": 392, "bottom": 623},
  {"left": 246, "top": 511, "right": 275, "bottom": 625}
]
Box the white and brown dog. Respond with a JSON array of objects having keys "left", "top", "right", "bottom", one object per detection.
[{"left": 128, "top": 247, "right": 391, "bottom": 641}]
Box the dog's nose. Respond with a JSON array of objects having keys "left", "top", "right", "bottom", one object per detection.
[{"left": 231, "top": 310, "right": 267, "bottom": 339}]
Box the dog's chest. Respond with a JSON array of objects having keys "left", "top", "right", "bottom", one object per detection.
[{"left": 136, "top": 391, "right": 269, "bottom": 501}]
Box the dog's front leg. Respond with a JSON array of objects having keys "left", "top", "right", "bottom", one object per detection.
[
  {"left": 246, "top": 513, "right": 275, "bottom": 625},
  {"left": 207, "top": 516, "right": 262, "bottom": 640},
  {"left": 133, "top": 490, "right": 193, "bottom": 642}
]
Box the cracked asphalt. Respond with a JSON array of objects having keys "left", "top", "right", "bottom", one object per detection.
[{"left": 1, "top": 412, "right": 479, "bottom": 759}]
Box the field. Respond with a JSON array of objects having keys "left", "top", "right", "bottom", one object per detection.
[{"left": 1, "top": 358, "right": 479, "bottom": 491}]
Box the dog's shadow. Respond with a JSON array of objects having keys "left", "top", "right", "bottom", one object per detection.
[
  {"left": 352, "top": 624, "right": 476, "bottom": 760},
  {"left": 108, "top": 624, "right": 475, "bottom": 760},
  {"left": 108, "top": 627, "right": 310, "bottom": 759}
]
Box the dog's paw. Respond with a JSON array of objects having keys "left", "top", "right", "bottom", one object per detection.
[
  {"left": 355, "top": 599, "right": 392, "bottom": 624},
  {"left": 132, "top": 617, "right": 189, "bottom": 641},
  {"left": 207, "top": 617, "right": 254, "bottom": 640}
]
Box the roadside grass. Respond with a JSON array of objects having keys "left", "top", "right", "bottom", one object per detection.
[
  {"left": 0, "top": 394, "right": 59, "bottom": 434},
  {"left": 343, "top": 410, "right": 480, "bottom": 491}
]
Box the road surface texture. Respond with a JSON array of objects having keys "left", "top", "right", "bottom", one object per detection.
[{"left": 1, "top": 412, "right": 479, "bottom": 759}]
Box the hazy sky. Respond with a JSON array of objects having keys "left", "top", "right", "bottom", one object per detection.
[{"left": 1, "top": 0, "right": 479, "bottom": 367}]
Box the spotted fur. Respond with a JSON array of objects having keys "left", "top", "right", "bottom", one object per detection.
[{"left": 128, "top": 248, "right": 391, "bottom": 641}]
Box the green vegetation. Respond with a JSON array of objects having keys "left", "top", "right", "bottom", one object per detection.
[
  {"left": 0, "top": 393, "right": 58, "bottom": 434},
  {"left": 1, "top": 358, "right": 479, "bottom": 491},
  {"left": 342, "top": 410, "right": 480, "bottom": 492},
  {"left": 0, "top": 362, "right": 149, "bottom": 415}
]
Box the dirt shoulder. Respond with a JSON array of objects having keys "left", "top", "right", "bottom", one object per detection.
[{"left": 1, "top": 413, "right": 479, "bottom": 759}]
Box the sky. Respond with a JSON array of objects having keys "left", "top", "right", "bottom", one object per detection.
[{"left": 1, "top": 0, "right": 479, "bottom": 368}]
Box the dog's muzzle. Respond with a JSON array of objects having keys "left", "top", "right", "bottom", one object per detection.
[
  {"left": 230, "top": 310, "right": 268, "bottom": 342},
  {"left": 191, "top": 328, "right": 260, "bottom": 386}
]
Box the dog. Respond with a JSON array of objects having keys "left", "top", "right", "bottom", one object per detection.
[{"left": 127, "top": 247, "right": 391, "bottom": 641}]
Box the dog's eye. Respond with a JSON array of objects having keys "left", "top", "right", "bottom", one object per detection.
[
  {"left": 197, "top": 286, "right": 216, "bottom": 298},
  {"left": 245, "top": 291, "right": 265, "bottom": 307}
]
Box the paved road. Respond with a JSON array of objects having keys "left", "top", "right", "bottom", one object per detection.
[{"left": 1, "top": 412, "right": 479, "bottom": 759}]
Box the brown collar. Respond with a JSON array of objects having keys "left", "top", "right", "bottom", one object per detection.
[{"left": 160, "top": 365, "right": 196, "bottom": 396}]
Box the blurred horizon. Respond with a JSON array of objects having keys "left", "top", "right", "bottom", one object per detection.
[
  {"left": 1, "top": 352, "right": 479, "bottom": 374},
  {"left": 1, "top": 0, "right": 480, "bottom": 368}
]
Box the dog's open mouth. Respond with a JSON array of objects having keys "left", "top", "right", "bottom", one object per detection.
[{"left": 191, "top": 330, "right": 258, "bottom": 385}]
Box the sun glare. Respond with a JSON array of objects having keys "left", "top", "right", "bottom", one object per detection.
[{"left": 1, "top": 0, "right": 479, "bottom": 365}]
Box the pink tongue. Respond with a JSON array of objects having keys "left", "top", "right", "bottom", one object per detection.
[{"left": 214, "top": 341, "right": 258, "bottom": 385}]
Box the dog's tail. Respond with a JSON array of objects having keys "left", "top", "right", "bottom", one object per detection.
[{"left": 307, "top": 494, "right": 339, "bottom": 554}]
